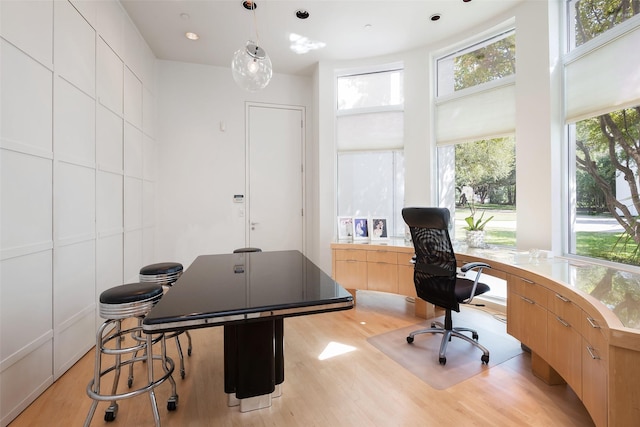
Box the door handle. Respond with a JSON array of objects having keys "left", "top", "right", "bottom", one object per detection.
[{"left": 251, "top": 222, "right": 259, "bottom": 230}]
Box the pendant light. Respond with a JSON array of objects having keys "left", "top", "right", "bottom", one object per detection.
[{"left": 231, "top": 1, "right": 272, "bottom": 92}]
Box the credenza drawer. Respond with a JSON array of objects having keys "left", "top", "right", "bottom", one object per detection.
[
  {"left": 548, "top": 291, "right": 582, "bottom": 328},
  {"left": 335, "top": 249, "right": 367, "bottom": 262},
  {"left": 510, "top": 276, "right": 548, "bottom": 305},
  {"left": 367, "top": 250, "right": 397, "bottom": 264}
]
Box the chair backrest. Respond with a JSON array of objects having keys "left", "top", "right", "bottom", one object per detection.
[{"left": 402, "top": 207, "right": 459, "bottom": 311}]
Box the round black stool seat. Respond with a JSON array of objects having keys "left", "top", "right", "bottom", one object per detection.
[
  {"left": 140, "top": 262, "right": 183, "bottom": 286},
  {"left": 233, "top": 247, "right": 262, "bottom": 253},
  {"left": 139, "top": 262, "right": 183, "bottom": 276},
  {"left": 99, "top": 283, "right": 163, "bottom": 320},
  {"left": 100, "top": 282, "right": 163, "bottom": 304}
]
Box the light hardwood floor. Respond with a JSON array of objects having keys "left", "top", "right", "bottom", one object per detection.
[{"left": 9, "top": 291, "right": 594, "bottom": 427}]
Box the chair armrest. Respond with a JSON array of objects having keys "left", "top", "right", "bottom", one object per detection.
[
  {"left": 459, "top": 262, "right": 491, "bottom": 305},
  {"left": 460, "top": 262, "right": 491, "bottom": 273}
]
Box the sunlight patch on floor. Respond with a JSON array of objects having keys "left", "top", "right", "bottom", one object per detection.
[{"left": 318, "top": 341, "right": 357, "bottom": 360}]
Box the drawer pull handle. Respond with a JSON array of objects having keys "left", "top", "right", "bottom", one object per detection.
[
  {"left": 587, "top": 316, "right": 601, "bottom": 329},
  {"left": 521, "top": 296, "right": 535, "bottom": 304},
  {"left": 556, "top": 316, "right": 570, "bottom": 327},
  {"left": 586, "top": 346, "right": 601, "bottom": 360},
  {"left": 555, "top": 294, "right": 570, "bottom": 303},
  {"left": 521, "top": 278, "right": 534, "bottom": 284}
]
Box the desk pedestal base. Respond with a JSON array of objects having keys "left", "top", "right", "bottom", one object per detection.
[
  {"left": 227, "top": 384, "right": 282, "bottom": 412},
  {"left": 223, "top": 319, "right": 284, "bottom": 411}
]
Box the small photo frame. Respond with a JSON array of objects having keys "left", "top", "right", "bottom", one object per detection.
[
  {"left": 371, "top": 218, "right": 389, "bottom": 240},
  {"left": 353, "top": 217, "right": 369, "bottom": 241},
  {"left": 337, "top": 217, "right": 353, "bottom": 241}
]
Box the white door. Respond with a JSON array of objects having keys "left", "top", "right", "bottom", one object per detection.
[{"left": 247, "top": 104, "right": 304, "bottom": 252}]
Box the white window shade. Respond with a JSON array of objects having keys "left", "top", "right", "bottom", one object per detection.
[
  {"left": 336, "top": 111, "right": 404, "bottom": 151},
  {"left": 435, "top": 81, "right": 515, "bottom": 146},
  {"left": 565, "top": 23, "right": 640, "bottom": 123}
]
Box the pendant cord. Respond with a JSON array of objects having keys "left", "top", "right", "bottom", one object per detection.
[{"left": 252, "top": 2, "right": 260, "bottom": 47}]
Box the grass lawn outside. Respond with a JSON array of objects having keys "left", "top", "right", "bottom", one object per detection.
[{"left": 453, "top": 205, "right": 640, "bottom": 266}]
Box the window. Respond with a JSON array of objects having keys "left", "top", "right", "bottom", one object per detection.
[
  {"left": 438, "top": 137, "right": 516, "bottom": 247},
  {"left": 568, "top": 0, "right": 640, "bottom": 50},
  {"left": 336, "top": 68, "right": 405, "bottom": 237},
  {"left": 435, "top": 28, "right": 516, "bottom": 146},
  {"left": 435, "top": 29, "right": 517, "bottom": 248},
  {"left": 565, "top": 1, "right": 640, "bottom": 267},
  {"left": 437, "top": 30, "right": 515, "bottom": 97},
  {"left": 569, "top": 106, "right": 640, "bottom": 267}
]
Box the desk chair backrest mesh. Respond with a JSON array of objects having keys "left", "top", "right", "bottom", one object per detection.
[{"left": 402, "top": 207, "right": 491, "bottom": 365}]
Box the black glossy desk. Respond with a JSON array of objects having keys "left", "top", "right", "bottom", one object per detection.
[{"left": 142, "top": 250, "right": 354, "bottom": 411}]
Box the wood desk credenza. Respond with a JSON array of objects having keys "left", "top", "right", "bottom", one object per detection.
[{"left": 331, "top": 240, "right": 640, "bottom": 427}]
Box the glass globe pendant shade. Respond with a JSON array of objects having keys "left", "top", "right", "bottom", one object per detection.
[{"left": 231, "top": 41, "right": 273, "bottom": 92}]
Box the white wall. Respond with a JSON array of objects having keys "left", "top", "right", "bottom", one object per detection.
[
  {"left": 0, "top": 1, "right": 157, "bottom": 425},
  {"left": 155, "top": 61, "right": 313, "bottom": 268}
]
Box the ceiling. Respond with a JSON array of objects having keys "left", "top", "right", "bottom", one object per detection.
[{"left": 121, "top": 0, "right": 522, "bottom": 76}]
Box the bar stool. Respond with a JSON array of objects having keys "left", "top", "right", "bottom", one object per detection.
[
  {"left": 139, "top": 262, "right": 191, "bottom": 379},
  {"left": 84, "top": 282, "right": 178, "bottom": 426}
]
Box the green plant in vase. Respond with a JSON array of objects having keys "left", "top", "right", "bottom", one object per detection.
[{"left": 464, "top": 207, "right": 494, "bottom": 248}]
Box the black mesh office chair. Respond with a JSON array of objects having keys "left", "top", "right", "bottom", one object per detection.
[{"left": 402, "top": 207, "right": 491, "bottom": 365}]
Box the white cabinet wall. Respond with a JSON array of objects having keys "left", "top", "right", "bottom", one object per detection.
[{"left": 0, "top": 1, "right": 157, "bottom": 425}]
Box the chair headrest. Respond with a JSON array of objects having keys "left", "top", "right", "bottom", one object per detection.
[{"left": 402, "top": 207, "right": 450, "bottom": 230}]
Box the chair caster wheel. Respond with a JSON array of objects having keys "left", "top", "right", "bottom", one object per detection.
[
  {"left": 430, "top": 322, "right": 436, "bottom": 328},
  {"left": 472, "top": 332, "right": 479, "bottom": 340},
  {"left": 406, "top": 336, "right": 414, "bottom": 344},
  {"left": 127, "top": 377, "right": 133, "bottom": 388},
  {"left": 439, "top": 357, "right": 447, "bottom": 365},
  {"left": 481, "top": 354, "right": 490, "bottom": 364},
  {"left": 180, "top": 370, "right": 185, "bottom": 379},
  {"left": 188, "top": 348, "right": 192, "bottom": 356}
]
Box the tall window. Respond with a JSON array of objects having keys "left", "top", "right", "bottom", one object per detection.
[
  {"left": 565, "top": 2, "right": 640, "bottom": 266},
  {"left": 435, "top": 27, "right": 517, "bottom": 246},
  {"left": 336, "top": 68, "right": 405, "bottom": 237}
]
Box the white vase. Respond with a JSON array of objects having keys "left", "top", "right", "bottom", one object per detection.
[{"left": 466, "top": 230, "right": 485, "bottom": 248}]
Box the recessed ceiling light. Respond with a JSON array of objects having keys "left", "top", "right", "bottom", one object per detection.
[
  {"left": 185, "top": 32, "right": 199, "bottom": 40},
  {"left": 364, "top": 23, "right": 373, "bottom": 29},
  {"left": 296, "top": 9, "right": 310, "bottom": 19},
  {"left": 180, "top": 13, "right": 190, "bottom": 20},
  {"left": 430, "top": 14, "right": 441, "bottom": 21}
]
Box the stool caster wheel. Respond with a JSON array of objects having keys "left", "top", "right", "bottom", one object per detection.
[
  {"left": 481, "top": 354, "right": 490, "bottom": 364},
  {"left": 439, "top": 357, "right": 446, "bottom": 365},
  {"left": 406, "top": 336, "right": 414, "bottom": 344},
  {"left": 104, "top": 403, "right": 118, "bottom": 422},
  {"left": 180, "top": 368, "right": 185, "bottom": 379},
  {"left": 188, "top": 348, "right": 192, "bottom": 357},
  {"left": 167, "top": 394, "right": 179, "bottom": 411},
  {"left": 127, "top": 377, "right": 133, "bottom": 388},
  {"left": 472, "top": 332, "right": 479, "bottom": 340}
]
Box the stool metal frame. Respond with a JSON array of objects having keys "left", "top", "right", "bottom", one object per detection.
[
  {"left": 140, "top": 263, "right": 191, "bottom": 379},
  {"left": 84, "top": 288, "right": 178, "bottom": 426}
]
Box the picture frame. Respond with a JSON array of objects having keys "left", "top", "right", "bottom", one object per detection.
[
  {"left": 337, "top": 217, "right": 353, "bottom": 241},
  {"left": 352, "top": 217, "right": 369, "bottom": 241},
  {"left": 370, "top": 218, "right": 389, "bottom": 240}
]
